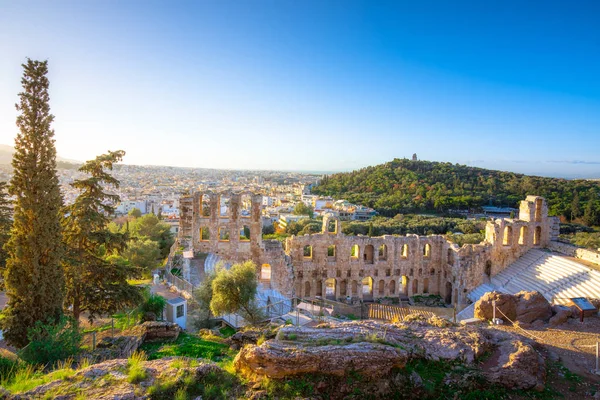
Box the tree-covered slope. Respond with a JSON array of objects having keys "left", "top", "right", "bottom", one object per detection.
[{"left": 312, "top": 159, "right": 600, "bottom": 223}]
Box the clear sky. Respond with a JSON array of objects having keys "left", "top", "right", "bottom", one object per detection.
[{"left": 0, "top": 1, "right": 599, "bottom": 177}]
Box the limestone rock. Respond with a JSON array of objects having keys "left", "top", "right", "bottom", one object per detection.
[
  {"left": 483, "top": 339, "right": 546, "bottom": 391},
  {"left": 11, "top": 357, "right": 223, "bottom": 400},
  {"left": 549, "top": 305, "right": 571, "bottom": 327},
  {"left": 235, "top": 340, "right": 407, "bottom": 379},
  {"left": 515, "top": 291, "right": 552, "bottom": 324},
  {"left": 474, "top": 292, "right": 517, "bottom": 322},
  {"left": 140, "top": 321, "right": 181, "bottom": 342}
]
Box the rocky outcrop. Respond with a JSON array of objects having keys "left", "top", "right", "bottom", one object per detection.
[
  {"left": 515, "top": 291, "right": 552, "bottom": 324},
  {"left": 474, "top": 292, "right": 517, "bottom": 322},
  {"left": 7, "top": 357, "right": 226, "bottom": 400},
  {"left": 549, "top": 305, "right": 572, "bottom": 326},
  {"left": 234, "top": 319, "right": 546, "bottom": 391},
  {"left": 86, "top": 322, "right": 181, "bottom": 362}
]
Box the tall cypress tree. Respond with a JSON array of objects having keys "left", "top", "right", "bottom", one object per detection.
[
  {"left": 2, "top": 59, "right": 64, "bottom": 348},
  {"left": 0, "top": 182, "right": 12, "bottom": 289},
  {"left": 62, "top": 151, "right": 142, "bottom": 322}
]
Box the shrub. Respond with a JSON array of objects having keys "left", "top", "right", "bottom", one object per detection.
[
  {"left": 127, "top": 351, "right": 148, "bottom": 383},
  {"left": 138, "top": 292, "right": 167, "bottom": 320},
  {"left": 18, "top": 316, "right": 81, "bottom": 365}
]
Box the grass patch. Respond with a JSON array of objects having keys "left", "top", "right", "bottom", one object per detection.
[
  {"left": 139, "top": 333, "right": 230, "bottom": 361},
  {"left": 127, "top": 351, "right": 148, "bottom": 384},
  {"left": 218, "top": 326, "right": 235, "bottom": 338},
  {"left": 127, "top": 278, "right": 152, "bottom": 286}
]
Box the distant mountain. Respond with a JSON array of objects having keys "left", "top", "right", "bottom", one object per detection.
[
  {"left": 312, "top": 158, "right": 600, "bottom": 222},
  {"left": 0, "top": 144, "right": 80, "bottom": 166}
]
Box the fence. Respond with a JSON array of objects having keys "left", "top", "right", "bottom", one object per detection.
[
  {"left": 369, "top": 303, "right": 439, "bottom": 321},
  {"left": 164, "top": 267, "right": 194, "bottom": 296}
]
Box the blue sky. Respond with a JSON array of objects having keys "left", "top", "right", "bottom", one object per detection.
[{"left": 0, "top": 1, "right": 599, "bottom": 177}]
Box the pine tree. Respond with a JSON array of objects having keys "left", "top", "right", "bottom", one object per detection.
[
  {"left": 3, "top": 59, "right": 64, "bottom": 348},
  {"left": 571, "top": 190, "right": 581, "bottom": 221},
  {"left": 583, "top": 190, "right": 598, "bottom": 227},
  {"left": 62, "top": 151, "right": 143, "bottom": 322},
  {"left": 0, "top": 182, "right": 13, "bottom": 288}
]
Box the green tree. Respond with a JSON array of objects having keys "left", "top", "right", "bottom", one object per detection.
[
  {"left": 293, "top": 202, "right": 314, "bottom": 218},
  {"left": 128, "top": 208, "right": 142, "bottom": 218},
  {"left": 0, "top": 182, "right": 12, "bottom": 288},
  {"left": 210, "top": 260, "right": 262, "bottom": 323},
  {"left": 193, "top": 264, "right": 221, "bottom": 328},
  {"left": 583, "top": 191, "right": 598, "bottom": 227},
  {"left": 124, "top": 238, "right": 161, "bottom": 276},
  {"left": 130, "top": 214, "right": 174, "bottom": 258},
  {"left": 3, "top": 59, "right": 64, "bottom": 348},
  {"left": 571, "top": 191, "right": 581, "bottom": 221},
  {"left": 62, "top": 151, "right": 143, "bottom": 322}
]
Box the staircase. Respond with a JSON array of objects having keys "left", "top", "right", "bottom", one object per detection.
[{"left": 458, "top": 248, "right": 600, "bottom": 321}]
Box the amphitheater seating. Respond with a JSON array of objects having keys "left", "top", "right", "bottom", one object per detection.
[{"left": 458, "top": 248, "right": 600, "bottom": 321}]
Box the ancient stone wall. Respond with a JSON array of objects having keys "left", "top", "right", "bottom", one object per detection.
[{"left": 179, "top": 192, "right": 554, "bottom": 306}]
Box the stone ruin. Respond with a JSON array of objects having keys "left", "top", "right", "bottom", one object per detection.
[{"left": 177, "top": 193, "right": 558, "bottom": 307}]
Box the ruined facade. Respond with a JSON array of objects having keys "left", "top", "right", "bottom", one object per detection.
[{"left": 178, "top": 193, "right": 557, "bottom": 306}]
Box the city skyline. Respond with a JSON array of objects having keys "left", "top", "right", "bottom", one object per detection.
[{"left": 1, "top": 1, "right": 599, "bottom": 178}]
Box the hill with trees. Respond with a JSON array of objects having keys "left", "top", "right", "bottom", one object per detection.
[{"left": 312, "top": 158, "right": 600, "bottom": 225}]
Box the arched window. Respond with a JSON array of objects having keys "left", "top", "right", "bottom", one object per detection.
[
  {"left": 303, "top": 245, "right": 313, "bottom": 258},
  {"left": 219, "top": 195, "right": 230, "bottom": 217},
  {"left": 423, "top": 278, "right": 429, "bottom": 293},
  {"left": 200, "top": 194, "right": 211, "bottom": 217},
  {"left": 240, "top": 225, "right": 250, "bottom": 241},
  {"left": 200, "top": 227, "right": 210, "bottom": 241},
  {"left": 260, "top": 264, "right": 272, "bottom": 281},
  {"left": 325, "top": 278, "right": 336, "bottom": 300},
  {"left": 327, "top": 245, "right": 336, "bottom": 259},
  {"left": 503, "top": 226, "right": 513, "bottom": 246},
  {"left": 304, "top": 281, "right": 311, "bottom": 297},
  {"left": 518, "top": 226, "right": 528, "bottom": 245},
  {"left": 327, "top": 219, "right": 337, "bottom": 233},
  {"left": 401, "top": 244, "right": 409, "bottom": 258},
  {"left": 378, "top": 280, "right": 385, "bottom": 296},
  {"left": 389, "top": 280, "right": 396, "bottom": 295},
  {"left": 423, "top": 243, "right": 431, "bottom": 258},
  {"left": 351, "top": 244, "right": 360, "bottom": 259},
  {"left": 362, "top": 277, "right": 373, "bottom": 298},
  {"left": 218, "top": 227, "right": 229, "bottom": 241},
  {"left": 364, "top": 245, "right": 374, "bottom": 264},
  {"left": 378, "top": 244, "right": 387, "bottom": 261}
]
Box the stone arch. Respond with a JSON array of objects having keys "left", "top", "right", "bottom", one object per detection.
[
  {"left": 200, "top": 226, "right": 210, "bottom": 241},
  {"left": 485, "top": 260, "right": 492, "bottom": 278},
  {"left": 423, "top": 278, "right": 429, "bottom": 293},
  {"left": 503, "top": 226, "right": 513, "bottom": 246},
  {"left": 401, "top": 276, "right": 408, "bottom": 295},
  {"left": 364, "top": 245, "right": 374, "bottom": 264},
  {"left": 445, "top": 282, "right": 452, "bottom": 304},
  {"left": 430, "top": 268, "right": 435, "bottom": 276},
  {"left": 362, "top": 277, "right": 374, "bottom": 300},
  {"left": 423, "top": 243, "right": 431, "bottom": 258},
  {"left": 304, "top": 281, "right": 311, "bottom": 298},
  {"left": 218, "top": 227, "right": 229, "bottom": 241},
  {"left": 240, "top": 193, "right": 252, "bottom": 218},
  {"left": 412, "top": 278, "right": 419, "bottom": 295},
  {"left": 351, "top": 280, "right": 358, "bottom": 296},
  {"left": 378, "top": 279, "right": 385, "bottom": 296},
  {"left": 316, "top": 280, "right": 323, "bottom": 297},
  {"left": 240, "top": 225, "right": 250, "bottom": 241},
  {"left": 303, "top": 245, "right": 313, "bottom": 258},
  {"left": 260, "top": 264, "right": 271, "bottom": 282},
  {"left": 351, "top": 244, "right": 360, "bottom": 259},
  {"left": 534, "top": 226, "right": 541, "bottom": 245},
  {"left": 219, "top": 194, "right": 230, "bottom": 217},
  {"left": 519, "top": 226, "right": 528, "bottom": 245},
  {"left": 409, "top": 268, "right": 414, "bottom": 276},
  {"left": 340, "top": 280, "right": 347, "bottom": 297},
  {"left": 325, "top": 278, "right": 336, "bottom": 300},
  {"left": 389, "top": 280, "right": 396, "bottom": 295},
  {"left": 401, "top": 244, "right": 409, "bottom": 258},
  {"left": 378, "top": 244, "right": 387, "bottom": 261},
  {"left": 200, "top": 194, "right": 211, "bottom": 217}
]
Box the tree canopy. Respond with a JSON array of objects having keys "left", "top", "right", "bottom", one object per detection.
[
  {"left": 313, "top": 158, "right": 600, "bottom": 225},
  {"left": 3, "top": 59, "right": 65, "bottom": 348}
]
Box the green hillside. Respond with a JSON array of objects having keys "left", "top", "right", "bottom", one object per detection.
[{"left": 312, "top": 159, "right": 600, "bottom": 224}]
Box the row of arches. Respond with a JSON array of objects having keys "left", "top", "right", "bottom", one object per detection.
[
  {"left": 299, "top": 275, "right": 446, "bottom": 300},
  {"left": 502, "top": 225, "right": 541, "bottom": 246},
  {"left": 196, "top": 193, "right": 257, "bottom": 219},
  {"left": 302, "top": 243, "right": 433, "bottom": 262},
  {"left": 199, "top": 226, "right": 251, "bottom": 241}
]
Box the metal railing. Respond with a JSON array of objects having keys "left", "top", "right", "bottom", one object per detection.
[{"left": 164, "top": 267, "right": 194, "bottom": 295}]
